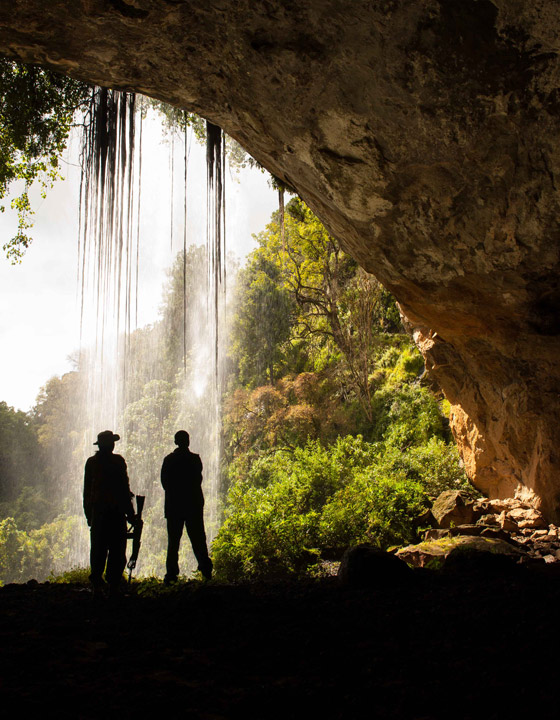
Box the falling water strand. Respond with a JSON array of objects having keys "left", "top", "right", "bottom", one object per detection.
[
  {"left": 123, "top": 92, "right": 137, "bottom": 407},
  {"left": 135, "top": 108, "right": 143, "bottom": 330},
  {"left": 278, "top": 187, "right": 285, "bottom": 254},
  {"left": 206, "top": 121, "right": 225, "bottom": 376},
  {"left": 170, "top": 130, "right": 175, "bottom": 253},
  {"left": 78, "top": 87, "right": 137, "bottom": 432},
  {"left": 205, "top": 120, "right": 226, "bottom": 535},
  {"left": 222, "top": 133, "right": 227, "bottom": 313},
  {"left": 183, "top": 117, "right": 188, "bottom": 374}
]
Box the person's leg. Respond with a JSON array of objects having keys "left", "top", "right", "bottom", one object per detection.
[
  {"left": 89, "top": 521, "right": 108, "bottom": 588},
  {"left": 165, "top": 516, "right": 184, "bottom": 583},
  {"left": 105, "top": 516, "right": 127, "bottom": 590},
  {"left": 185, "top": 509, "right": 212, "bottom": 579}
]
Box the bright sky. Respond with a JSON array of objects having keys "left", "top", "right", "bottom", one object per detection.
[{"left": 0, "top": 112, "right": 278, "bottom": 412}]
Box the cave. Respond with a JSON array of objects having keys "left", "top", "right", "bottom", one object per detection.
[{"left": 1, "top": 0, "right": 559, "bottom": 518}]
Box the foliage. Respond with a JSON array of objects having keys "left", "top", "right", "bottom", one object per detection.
[
  {"left": 158, "top": 246, "right": 208, "bottom": 381},
  {"left": 0, "top": 400, "right": 46, "bottom": 504},
  {"left": 147, "top": 97, "right": 257, "bottom": 176},
  {"left": 212, "top": 436, "right": 435, "bottom": 580},
  {"left": 147, "top": 99, "right": 206, "bottom": 142},
  {"left": 0, "top": 486, "right": 57, "bottom": 531},
  {"left": 0, "top": 513, "right": 86, "bottom": 585},
  {"left": 0, "top": 183, "right": 473, "bottom": 584},
  {"left": 215, "top": 202, "right": 472, "bottom": 580},
  {"left": 229, "top": 198, "right": 406, "bottom": 429},
  {"left": 48, "top": 566, "right": 90, "bottom": 584},
  {"left": 319, "top": 473, "right": 428, "bottom": 550},
  {"left": 0, "top": 60, "right": 91, "bottom": 260},
  {"left": 230, "top": 253, "right": 296, "bottom": 385},
  {"left": 33, "top": 372, "right": 88, "bottom": 512}
]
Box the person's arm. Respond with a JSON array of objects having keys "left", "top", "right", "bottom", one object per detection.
[
  {"left": 83, "top": 458, "right": 93, "bottom": 526},
  {"left": 161, "top": 455, "right": 170, "bottom": 491},
  {"left": 122, "top": 458, "right": 136, "bottom": 522}
]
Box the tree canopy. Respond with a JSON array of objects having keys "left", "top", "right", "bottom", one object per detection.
[{"left": 0, "top": 60, "right": 91, "bottom": 260}]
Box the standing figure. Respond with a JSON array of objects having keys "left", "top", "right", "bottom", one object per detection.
[
  {"left": 161, "top": 430, "right": 213, "bottom": 582},
  {"left": 83, "top": 430, "right": 135, "bottom": 596}
]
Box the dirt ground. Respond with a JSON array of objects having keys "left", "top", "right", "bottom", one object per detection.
[{"left": 1, "top": 564, "right": 559, "bottom": 719}]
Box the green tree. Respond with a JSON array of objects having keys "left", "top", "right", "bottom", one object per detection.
[
  {"left": 0, "top": 400, "right": 46, "bottom": 504},
  {"left": 0, "top": 60, "right": 91, "bottom": 260},
  {"left": 231, "top": 252, "right": 295, "bottom": 386},
  {"left": 33, "top": 371, "right": 87, "bottom": 512}
]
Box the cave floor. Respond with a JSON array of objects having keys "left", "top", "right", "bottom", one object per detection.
[{"left": 1, "top": 566, "right": 559, "bottom": 719}]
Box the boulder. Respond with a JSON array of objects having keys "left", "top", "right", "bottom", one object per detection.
[
  {"left": 497, "top": 511, "right": 519, "bottom": 533},
  {"left": 397, "top": 535, "right": 526, "bottom": 571},
  {"left": 423, "top": 529, "right": 450, "bottom": 541},
  {"left": 337, "top": 545, "right": 413, "bottom": 588},
  {"left": 483, "top": 498, "right": 520, "bottom": 514},
  {"left": 443, "top": 541, "right": 525, "bottom": 574},
  {"left": 506, "top": 508, "right": 547, "bottom": 530},
  {"left": 431, "top": 491, "right": 476, "bottom": 529},
  {"left": 476, "top": 514, "right": 499, "bottom": 526}
]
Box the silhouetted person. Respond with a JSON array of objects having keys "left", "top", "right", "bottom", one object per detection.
[
  {"left": 84, "top": 430, "right": 135, "bottom": 596},
  {"left": 161, "top": 430, "right": 213, "bottom": 582}
]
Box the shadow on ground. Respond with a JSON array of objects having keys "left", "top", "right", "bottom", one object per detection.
[{"left": 1, "top": 564, "right": 558, "bottom": 719}]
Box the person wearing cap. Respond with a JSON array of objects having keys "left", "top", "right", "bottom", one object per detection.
[
  {"left": 161, "top": 430, "right": 213, "bottom": 582},
  {"left": 84, "top": 430, "right": 136, "bottom": 595}
]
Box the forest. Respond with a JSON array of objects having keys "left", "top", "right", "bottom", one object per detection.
[{"left": 0, "top": 195, "right": 473, "bottom": 585}]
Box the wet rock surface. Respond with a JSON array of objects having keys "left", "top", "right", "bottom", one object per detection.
[
  {"left": 1, "top": 2, "right": 560, "bottom": 516},
  {"left": 2, "top": 572, "right": 560, "bottom": 719}
]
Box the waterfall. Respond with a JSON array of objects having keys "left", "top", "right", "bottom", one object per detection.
[{"left": 75, "top": 94, "right": 229, "bottom": 575}]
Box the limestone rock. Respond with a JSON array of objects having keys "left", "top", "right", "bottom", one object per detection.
[
  {"left": 448, "top": 524, "right": 485, "bottom": 537},
  {"left": 483, "top": 499, "right": 520, "bottom": 514},
  {"left": 506, "top": 507, "right": 547, "bottom": 530},
  {"left": 2, "top": 2, "right": 560, "bottom": 519},
  {"left": 431, "top": 491, "right": 475, "bottom": 529},
  {"left": 478, "top": 527, "right": 513, "bottom": 542},
  {"left": 530, "top": 530, "right": 550, "bottom": 539},
  {"left": 423, "top": 529, "right": 449, "bottom": 541},
  {"left": 397, "top": 535, "right": 525, "bottom": 570},
  {"left": 443, "top": 542, "right": 525, "bottom": 574},
  {"left": 500, "top": 512, "right": 520, "bottom": 534}
]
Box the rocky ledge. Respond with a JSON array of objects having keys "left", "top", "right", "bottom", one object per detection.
[{"left": 397, "top": 489, "right": 560, "bottom": 569}]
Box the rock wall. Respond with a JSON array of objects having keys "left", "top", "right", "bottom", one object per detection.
[{"left": 1, "top": 1, "right": 560, "bottom": 517}]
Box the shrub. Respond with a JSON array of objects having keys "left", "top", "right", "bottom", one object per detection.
[
  {"left": 320, "top": 473, "right": 429, "bottom": 550},
  {"left": 49, "top": 567, "right": 90, "bottom": 584}
]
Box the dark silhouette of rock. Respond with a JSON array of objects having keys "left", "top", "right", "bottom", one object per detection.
[
  {"left": 338, "top": 545, "right": 413, "bottom": 588},
  {"left": 443, "top": 542, "right": 523, "bottom": 575}
]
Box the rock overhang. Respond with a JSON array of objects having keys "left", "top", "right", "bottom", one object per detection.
[{"left": 1, "top": 0, "right": 560, "bottom": 517}]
